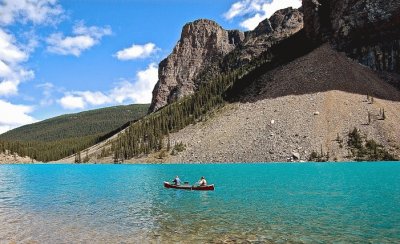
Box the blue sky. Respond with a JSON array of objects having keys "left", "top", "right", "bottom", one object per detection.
[{"left": 0, "top": 0, "right": 301, "bottom": 133}]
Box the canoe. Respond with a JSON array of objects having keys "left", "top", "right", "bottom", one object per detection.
[{"left": 164, "top": 181, "right": 215, "bottom": 191}]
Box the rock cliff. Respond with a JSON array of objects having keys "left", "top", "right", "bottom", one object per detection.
[
  {"left": 148, "top": 19, "right": 244, "bottom": 112},
  {"left": 67, "top": 3, "right": 400, "bottom": 163},
  {"left": 149, "top": 8, "right": 303, "bottom": 113},
  {"left": 223, "top": 7, "right": 303, "bottom": 70},
  {"left": 303, "top": 0, "right": 400, "bottom": 78},
  {"left": 84, "top": 45, "right": 400, "bottom": 164},
  {"left": 150, "top": 1, "right": 398, "bottom": 113}
]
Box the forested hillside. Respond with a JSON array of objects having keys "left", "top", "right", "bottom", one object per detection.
[
  {"left": 0, "top": 104, "right": 149, "bottom": 161},
  {"left": 110, "top": 31, "right": 315, "bottom": 161}
]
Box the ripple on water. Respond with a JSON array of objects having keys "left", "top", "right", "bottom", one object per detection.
[{"left": 0, "top": 163, "right": 400, "bottom": 243}]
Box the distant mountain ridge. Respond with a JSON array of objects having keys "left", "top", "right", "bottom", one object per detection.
[
  {"left": 0, "top": 104, "right": 149, "bottom": 161},
  {"left": 0, "top": 104, "right": 149, "bottom": 141}
]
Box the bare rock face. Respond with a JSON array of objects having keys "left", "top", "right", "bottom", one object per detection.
[
  {"left": 149, "top": 8, "right": 303, "bottom": 113},
  {"left": 149, "top": 19, "right": 244, "bottom": 112},
  {"left": 252, "top": 7, "right": 304, "bottom": 40},
  {"left": 225, "top": 7, "right": 303, "bottom": 69},
  {"left": 303, "top": 0, "right": 400, "bottom": 76}
]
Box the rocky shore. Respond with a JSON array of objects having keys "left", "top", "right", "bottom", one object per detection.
[{"left": 0, "top": 151, "right": 35, "bottom": 164}]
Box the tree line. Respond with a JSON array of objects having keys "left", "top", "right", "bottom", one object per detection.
[
  {"left": 0, "top": 104, "right": 149, "bottom": 162},
  {"left": 0, "top": 135, "right": 98, "bottom": 162},
  {"left": 111, "top": 52, "right": 272, "bottom": 161}
]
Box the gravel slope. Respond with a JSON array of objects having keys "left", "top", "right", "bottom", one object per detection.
[
  {"left": 0, "top": 152, "right": 36, "bottom": 164},
  {"left": 62, "top": 44, "right": 400, "bottom": 163}
]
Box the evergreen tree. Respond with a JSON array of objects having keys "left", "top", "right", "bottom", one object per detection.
[
  {"left": 167, "top": 132, "right": 171, "bottom": 151},
  {"left": 108, "top": 48, "right": 275, "bottom": 159},
  {"left": 74, "top": 152, "right": 82, "bottom": 163}
]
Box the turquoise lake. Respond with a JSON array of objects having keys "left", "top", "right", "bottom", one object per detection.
[{"left": 0, "top": 162, "right": 399, "bottom": 243}]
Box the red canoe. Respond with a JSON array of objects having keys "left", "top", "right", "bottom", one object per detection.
[{"left": 164, "top": 182, "right": 215, "bottom": 191}]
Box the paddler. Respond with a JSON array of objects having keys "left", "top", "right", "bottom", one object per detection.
[
  {"left": 198, "top": 176, "right": 207, "bottom": 186},
  {"left": 172, "top": 176, "right": 181, "bottom": 185}
]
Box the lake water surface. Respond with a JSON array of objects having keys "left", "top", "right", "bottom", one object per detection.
[{"left": 0, "top": 162, "right": 399, "bottom": 243}]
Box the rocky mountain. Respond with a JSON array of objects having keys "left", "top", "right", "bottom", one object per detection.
[
  {"left": 228, "top": 7, "right": 303, "bottom": 67},
  {"left": 59, "top": 1, "right": 400, "bottom": 163},
  {"left": 149, "top": 7, "right": 303, "bottom": 112},
  {"left": 153, "top": 45, "right": 400, "bottom": 163},
  {"left": 303, "top": 0, "right": 400, "bottom": 87},
  {"left": 61, "top": 44, "right": 400, "bottom": 164},
  {"left": 148, "top": 19, "right": 244, "bottom": 112}
]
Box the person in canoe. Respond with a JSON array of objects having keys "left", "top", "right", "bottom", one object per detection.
[
  {"left": 172, "top": 176, "right": 181, "bottom": 185},
  {"left": 198, "top": 176, "right": 207, "bottom": 186}
]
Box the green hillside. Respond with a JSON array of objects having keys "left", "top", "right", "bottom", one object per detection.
[{"left": 0, "top": 104, "right": 149, "bottom": 161}]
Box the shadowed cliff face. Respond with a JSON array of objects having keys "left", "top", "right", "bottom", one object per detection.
[
  {"left": 303, "top": 0, "right": 400, "bottom": 80},
  {"left": 149, "top": 1, "right": 399, "bottom": 114},
  {"left": 149, "top": 8, "right": 303, "bottom": 113}
]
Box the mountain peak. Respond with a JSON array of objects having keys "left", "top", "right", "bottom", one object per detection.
[
  {"left": 251, "top": 7, "right": 303, "bottom": 38},
  {"left": 149, "top": 8, "right": 304, "bottom": 113},
  {"left": 180, "top": 19, "right": 222, "bottom": 39},
  {"left": 149, "top": 19, "right": 245, "bottom": 112}
]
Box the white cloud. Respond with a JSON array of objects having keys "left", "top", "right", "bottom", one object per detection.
[
  {"left": 224, "top": 0, "right": 262, "bottom": 20},
  {"left": 0, "top": 60, "right": 12, "bottom": 77},
  {"left": 224, "top": 1, "right": 246, "bottom": 20},
  {"left": 21, "top": 30, "right": 39, "bottom": 53},
  {"left": 58, "top": 63, "right": 158, "bottom": 110},
  {"left": 224, "top": 0, "right": 302, "bottom": 30},
  {"left": 0, "top": 0, "right": 61, "bottom": 100},
  {"left": 46, "top": 34, "right": 95, "bottom": 56},
  {"left": 0, "top": 99, "right": 36, "bottom": 134},
  {"left": 0, "top": 29, "right": 28, "bottom": 63},
  {"left": 240, "top": 13, "right": 266, "bottom": 30},
  {"left": 114, "top": 43, "right": 159, "bottom": 60},
  {"left": 259, "top": 0, "right": 302, "bottom": 20},
  {"left": 110, "top": 62, "right": 158, "bottom": 103},
  {"left": 0, "top": 80, "right": 18, "bottom": 96},
  {"left": 36, "top": 82, "right": 55, "bottom": 106},
  {"left": 58, "top": 91, "right": 112, "bottom": 109},
  {"left": 59, "top": 95, "right": 85, "bottom": 110},
  {"left": 0, "top": 0, "right": 64, "bottom": 26},
  {"left": 76, "top": 91, "right": 112, "bottom": 105},
  {"left": 79, "top": 91, "right": 112, "bottom": 105},
  {"left": 0, "top": 28, "right": 34, "bottom": 97},
  {"left": 46, "top": 22, "right": 112, "bottom": 56},
  {"left": 73, "top": 22, "right": 112, "bottom": 39}
]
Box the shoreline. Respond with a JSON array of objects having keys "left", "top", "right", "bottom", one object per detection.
[{"left": 1, "top": 160, "right": 399, "bottom": 165}]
